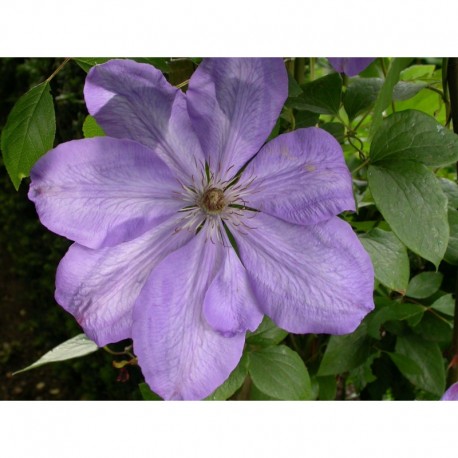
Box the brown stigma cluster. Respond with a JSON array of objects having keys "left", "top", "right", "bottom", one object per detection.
[{"left": 200, "top": 187, "right": 227, "bottom": 215}]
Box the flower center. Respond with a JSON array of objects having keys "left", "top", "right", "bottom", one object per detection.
[{"left": 200, "top": 187, "right": 227, "bottom": 215}]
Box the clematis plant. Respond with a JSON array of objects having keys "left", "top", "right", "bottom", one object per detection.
[{"left": 28, "top": 58, "right": 374, "bottom": 400}]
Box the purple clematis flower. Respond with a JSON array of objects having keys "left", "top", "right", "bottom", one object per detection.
[
  {"left": 328, "top": 58, "right": 375, "bottom": 76},
  {"left": 442, "top": 382, "right": 458, "bottom": 400},
  {"left": 28, "top": 58, "right": 374, "bottom": 400}
]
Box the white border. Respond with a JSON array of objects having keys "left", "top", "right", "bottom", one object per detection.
[{"left": 1, "top": 0, "right": 457, "bottom": 56}]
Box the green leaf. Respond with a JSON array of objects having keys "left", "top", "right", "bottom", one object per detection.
[
  {"left": 370, "top": 58, "right": 412, "bottom": 137},
  {"left": 366, "top": 301, "right": 425, "bottom": 339},
  {"left": 248, "top": 345, "right": 312, "bottom": 400},
  {"left": 343, "top": 77, "right": 382, "bottom": 120},
  {"left": 348, "top": 353, "right": 378, "bottom": 391},
  {"left": 400, "top": 64, "right": 435, "bottom": 81},
  {"left": 430, "top": 294, "right": 455, "bottom": 316},
  {"left": 246, "top": 316, "right": 288, "bottom": 346},
  {"left": 344, "top": 78, "right": 426, "bottom": 121},
  {"left": 74, "top": 58, "right": 111, "bottom": 72},
  {"left": 133, "top": 58, "right": 170, "bottom": 73},
  {"left": 370, "top": 110, "right": 458, "bottom": 167},
  {"left": 289, "top": 73, "right": 342, "bottom": 114},
  {"left": 445, "top": 208, "right": 458, "bottom": 265},
  {"left": 316, "top": 376, "right": 337, "bottom": 400},
  {"left": 82, "top": 115, "right": 105, "bottom": 138},
  {"left": 367, "top": 160, "right": 449, "bottom": 267},
  {"left": 13, "top": 334, "right": 98, "bottom": 375},
  {"left": 249, "top": 383, "right": 277, "bottom": 400},
  {"left": 317, "top": 323, "right": 371, "bottom": 376},
  {"left": 406, "top": 272, "right": 443, "bottom": 299},
  {"left": 395, "top": 334, "right": 446, "bottom": 396},
  {"left": 387, "top": 352, "right": 423, "bottom": 378},
  {"left": 320, "top": 122, "right": 345, "bottom": 143},
  {"left": 439, "top": 178, "right": 458, "bottom": 209},
  {"left": 139, "top": 383, "right": 162, "bottom": 400},
  {"left": 359, "top": 228, "right": 409, "bottom": 292},
  {"left": 413, "top": 313, "right": 452, "bottom": 343},
  {"left": 392, "top": 81, "right": 427, "bottom": 101},
  {"left": 394, "top": 88, "right": 446, "bottom": 124},
  {"left": 294, "top": 110, "right": 320, "bottom": 128},
  {"left": 1, "top": 82, "right": 55, "bottom": 190},
  {"left": 287, "top": 72, "right": 303, "bottom": 97},
  {"left": 206, "top": 353, "right": 249, "bottom": 400}
]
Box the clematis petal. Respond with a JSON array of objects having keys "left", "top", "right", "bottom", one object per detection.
[
  {"left": 29, "top": 137, "right": 182, "bottom": 249},
  {"left": 203, "top": 239, "right": 263, "bottom": 336},
  {"left": 55, "top": 215, "right": 193, "bottom": 346},
  {"left": 132, "top": 230, "right": 245, "bottom": 400},
  {"left": 328, "top": 58, "right": 375, "bottom": 76},
  {"left": 242, "top": 127, "right": 355, "bottom": 225},
  {"left": 186, "top": 58, "right": 288, "bottom": 182},
  {"left": 230, "top": 213, "right": 374, "bottom": 335},
  {"left": 442, "top": 382, "right": 458, "bottom": 400},
  {"left": 84, "top": 59, "right": 205, "bottom": 181}
]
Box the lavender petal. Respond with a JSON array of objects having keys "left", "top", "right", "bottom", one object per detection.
[
  {"left": 442, "top": 382, "right": 458, "bottom": 400},
  {"left": 203, "top": 242, "right": 263, "bottom": 336},
  {"left": 84, "top": 59, "right": 205, "bottom": 181},
  {"left": 29, "top": 137, "right": 183, "bottom": 249},
  {"left": 242, "top": 127, "right": 355, "bottom": 226},
  {"left": 132, "top": 231, "right": 245, "bottom": 400},
  {"left": 328, "top": 58, "right": 375, "bottom": 76},
  {"left": 55, "top": 215, "right": 193, "bottom": 346},
  {"left": 186, "top": 58, "right": 287, "bottom": 181},
  {"left": 231, "top": 212, "right": 374, "bottom": 335}
]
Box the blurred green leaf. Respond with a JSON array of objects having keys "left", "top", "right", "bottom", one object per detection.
[
  {"left": 246, "top": 316, "right": 288, "bottom": 347},
  {"left": 394, "top": 89, "right": 446, "bottom": 124},
  {"left": 320, "top": 122, "right": 345, "bottom": 143},
  {"left": 318, "top": 323, "right": 371, "bottom": 376},
  {"left": 248, "top": 345, "right": 312, "bottom": 400},
  {"left": 413, "top": 313, "right": 452, "bottom": 343},
  {"left": 400, "top": 64, "right": 435, "bottom": 81},
  {"left": 368, "top": 160, "right": 448, "bottom": 267},
  {"left": 406, "top": 272, "right": 443, "bottom": 299},
  {"left": 206, "top": 353, "right": 249, "bottom": 400},
  {"left": 370, "top": 110, "right": 458, "bottom": 167},
  {"left": 13, "top": 334, "right": 98, "bottom": 375},
  {"left": 289, "top": 73, "right": 342, "bottom": 114},
  {"left": 1, "top": 81, "right": 55, "bottom": 190},
  {"left": 387, "top": 351, "right": 423, "bottom": 378},
  {"left": 294, "top": 110, "right": 320, "bottom": 128},
  {"left": 445, "top": 208, "right": 458, "bottom": 265},
  {"left": 133, "top": 58, "right": 170, "bottom": 72},
  {"left": 82, "top": 115, "right": 105, "bottom": 138},
  {"left": 395, "top": 334, "right": 445, "bottom": 396},
  {"left": 139, "top": 383, "right": 162, "bottom": 400},
  {"left": 287, "top": 72, "right": 303, "bottom": 97},
  {"left": 430, "top": 294, "right": 455, "bottom": 316},
  {"left": 367, "top": 302, "right": 425, "bottom": 339},
  {"left": 370, "top": 58, "right": 412, "bottom": 137},
  {"left": 74, "top": 58, "right": 111, "bottom": 72},
  {"left": 439, "top": 178, "right": 458, "bottom": 209},
  {"left": 344, "top": 77, "right": 382, "bottom": 120},
  {"left": 316, "top": 376, "right": 337, "bottom": 400},
  {"left": 392, "top": 81, "right": 427, "bottom": 101},
  {"left": 359, "top": 228, "right": 409, "bottom": 292}
]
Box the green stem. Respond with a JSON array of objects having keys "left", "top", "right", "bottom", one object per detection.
[
  {"left": 446, "top": 57, "right": 458, "bottom": 386},
  {"left": 309, "top": 57, "right": 315, "bottom": 81},
  {"left": 46, "top": 58, "right": 70, "bottom": 83},
  {"left": 294, "top": 58, "right": 305, "bottom": 85},
  {"left": 351, "top": 158, "right": 370, "bottom": 175}
]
